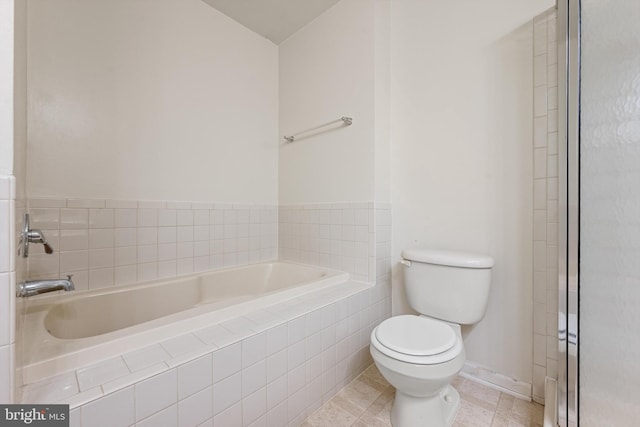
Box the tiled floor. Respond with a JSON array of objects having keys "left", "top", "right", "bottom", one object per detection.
[{"left": 302, "top": 365, "right": 544, "bottom": 427}]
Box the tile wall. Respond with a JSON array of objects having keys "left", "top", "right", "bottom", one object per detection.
[
  {"left": 25, "top": 199, "right": 278, "bottom": 290},
  {"left": 0, "top": 175, "right": 16, "bottom": 403},
  {"left": 532, "top": 8, "right": 559, "bottom": 404},
  {"left": 18, "top": 200, "right": 392, "bottom": 426},
  {"left": 278, "top": 202, "right": 380, "bottom": 283}
]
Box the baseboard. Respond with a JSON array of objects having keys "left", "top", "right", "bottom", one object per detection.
[
  {"left": 544, "top": 377, "right": 557, "bottom": 427},
  {"left": 460, "top": 361, "right": 532, "bottom": 401}
]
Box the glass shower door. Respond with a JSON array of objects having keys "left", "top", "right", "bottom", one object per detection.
[
  {"left": 579, "top": 0, "right": 640, "bottom": 425},
  {"left": 560, "top": 0, "right": 640, "bottom": 425}
]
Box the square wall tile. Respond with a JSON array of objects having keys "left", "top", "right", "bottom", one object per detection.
[
  {"left": 161, "top": 334, "right": 206, "bottom": 359},
  {"left": 89, "top": 229, "right": 114, "bottom": 249},
  {"left": 159, "top": 209, "right": 177, "bottom": 227},
  {"left": 534, "top": 54, "right": 547, "bottom": 87},
  {"left": 0, "top": 202, "right": 11, "bottom": 272},
  {"left": 212, "top": 342, "right": 242, "bottom": 383},
  {"left": 534, "top": 86, "right": 548, "bottom": 117},
  {"left": 135, "top": 369, "right": 177, "bottom": 421},
  {"left": 115, "top": 265, "right": 137, "bottom": 285},
  {"left": 243, "top": 387, "right": 266, "bottom": 426},
  {"left": 178, "top": 354, "right": 213, "bottom": 400},
  {"left": 213, "top": 372, "right": 241, "bottom": 416},
  {"left": 534, "top": 148, "right": 547, "bottom": 179},
  {"left": 123, "top": 344, "right": 170, "bottom": 372},
  {"left": 213, "top": 401, "right": 241, "bottom": 427},
  {"left": 60, "top": 209, "right": 88, "bottom": 229},
  {"left": 89, "top": 248, "right": 114, "bottom": 269},
  {"left": 89, "top": 268, "right": 114, "bottom": 289},
  {"left": 242, "top": 333, "right": 266, "bottom": 369},
  {"left": 266, "top": 324, "right": 287, "bottom": 356},
  {"left": 138, "top": 228, "right": 158, "bottom": 246},
  {"left": 28, "top": 253, "right": 60, "bottom": 276},
  {"left": 77, "top": 357, "right": 129, "bottom": 391},
  {"left": 68, "top": 199, "right": 105, "bottom": 209},
  {"left": 60, "top": 229, "right": 89, "bottom": 251},
  {"left": 242, "top": 360, "right": 266, "bottom": 398},
  {"left": 114, "top": 246, "right": 136, "bottom": 266},
  {"left": 89, "top": 209, "right": 114, "bottom": 229},
  {"left": 159, "top": 227, "right": 177, "bottom": 244},
  {"left": 136, "top": 404, "right": 177, "bottom": 427},
  {"left": 114, "top": 228, "right": 136, "bottom": 247},
  {"left": 0, "top": 273, "right": 14, "bottom": 346},
  {"left": 30, "top": 208, "right": 60, "bottom": 230},
  {"left": 177, "top": 210, "right": 194, "bottom": 226},
  {"left": 22, "top": 371, "right": 79, "bottom": 404},
  {"left": 0, "top": 345, "right": 14, "bottom": 403},
  {"left": 534, "top": 117, "right": 547, "bottom": 148},
  {"left": 114, "top": 209, "right": 137, "bottom": 228},
  {"left": 138, "top": 209, "right": 158, "bottom": 227},
  {"left": 81, "top": 386, "right": 134, "bottom": 427}
]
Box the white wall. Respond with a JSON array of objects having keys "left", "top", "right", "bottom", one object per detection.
[
  {"left": 0, "top": 0, "right": 13, "bottom": 175},
  {"left": 391, "top": 0, "right": 554, "bottom": 384},
  {"left": 27, "top": 0, "right": 279, "bottom": 204},
  {"left": 374, "top": 0, "right": 391, "bottom": 203},
  {"left": 278, "top": 0, "right": 376, "bottom": 204},
  {"left": 12, "top": 0, "right": 25, "bottom": 201}
]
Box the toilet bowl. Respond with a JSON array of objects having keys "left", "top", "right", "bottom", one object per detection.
[
  {"left": 370, "top": 315, "right": 465, "bottom": 426},
  {"left": 370, "top": 248, "right": 493, "bottom": 427}
]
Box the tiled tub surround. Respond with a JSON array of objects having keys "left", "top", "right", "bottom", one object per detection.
[
  {"left": 21, "top": 262, "right": 348, "bottom": 383},
  {"left": 279, "top": 202, "right": 383, "bottom": 283},
  {"left": 21, "top": 278, "right": 392, "bottom": 427},
  {"left": 25, "top": 199, "right": 278, "bottom": 290}
]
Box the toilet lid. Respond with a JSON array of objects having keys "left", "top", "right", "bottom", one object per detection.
[{"left": 375, "top": 315, "right": 457, "bottom": 356}]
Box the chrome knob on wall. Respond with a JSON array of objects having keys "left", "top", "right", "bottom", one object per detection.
[{"left": 19, "top": 213, "right": 54, "bottom": 258}]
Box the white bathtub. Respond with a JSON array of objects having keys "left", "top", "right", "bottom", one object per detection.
[{"left": 21, "top": 262, "right": 348, "bottom": 383}]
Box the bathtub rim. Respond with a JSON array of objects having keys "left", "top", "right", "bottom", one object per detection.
[
  {"left": 22, "top": 260, "right": 338, "bottom": 308},
  {"left": 19, "top": 278, "right": 378, "bottom": 410},
  {"left": 38, "top": 260, "right": 342, "bottom": 340},
  {"left": 19, "top": 261, "right": 351, "bottom": 384}
]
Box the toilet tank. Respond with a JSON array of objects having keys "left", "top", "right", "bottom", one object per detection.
[{"left": 401, "top": 248, "right": 494, "bottom": 325}]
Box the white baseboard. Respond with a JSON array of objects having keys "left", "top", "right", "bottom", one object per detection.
[
  {"left": 544, "top": 377, "right": 557, "bottom": 427},
  {"left": 460, "top": 361, "right": 532, "bottom": 401}
]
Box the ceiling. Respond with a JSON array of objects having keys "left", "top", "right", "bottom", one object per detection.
[{"left": 201, "top": 0, "right": 341, "bottom": 44}]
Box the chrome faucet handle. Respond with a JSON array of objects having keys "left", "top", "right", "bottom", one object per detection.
[
  {"left": 20, "top": 213, "right": 54, "bottom": 257},
  {"left": 19, "top": 213, "right": 30, "bottom": 258}
]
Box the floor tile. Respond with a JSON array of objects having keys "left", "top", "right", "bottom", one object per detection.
[{"left": 302, "top": 364, "right": 546, "bottom": 427}]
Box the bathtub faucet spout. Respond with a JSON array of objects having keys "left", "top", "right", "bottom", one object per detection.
[{"left": 17, "top": 275, "right": 75, "bottom": 297}]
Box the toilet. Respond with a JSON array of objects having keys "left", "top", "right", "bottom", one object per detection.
[{"left": 370, "top": 248, "right": 494, "bottom": 427}]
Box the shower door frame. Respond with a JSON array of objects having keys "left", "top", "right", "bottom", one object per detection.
[{"left": 557, "top": 0, "right": 579, "bottom": 426}]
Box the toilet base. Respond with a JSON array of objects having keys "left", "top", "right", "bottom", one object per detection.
[{"left": 390, "top": 384, "right": 460, "bottom": 427}]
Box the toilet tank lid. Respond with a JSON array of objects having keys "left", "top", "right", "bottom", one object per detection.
[{"left": 401, "top": 248, "right": 494, "bottom": 269}]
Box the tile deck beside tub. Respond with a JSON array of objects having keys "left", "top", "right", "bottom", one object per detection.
[{"left": 21, "top": 278, "right": 391, "bottom": 427}]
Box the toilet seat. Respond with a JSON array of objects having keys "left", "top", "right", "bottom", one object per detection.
[{"left": 371, "top": 315, "right": 463, "bottom": 365}]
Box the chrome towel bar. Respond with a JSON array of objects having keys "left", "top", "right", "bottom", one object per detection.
[{"left": 284, "top": 116, "right": 352, "bottom": 143}]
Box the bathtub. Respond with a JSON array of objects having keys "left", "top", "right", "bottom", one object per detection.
[{"left": 20, "top": 262, "right": 349, "bottom": 383}]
